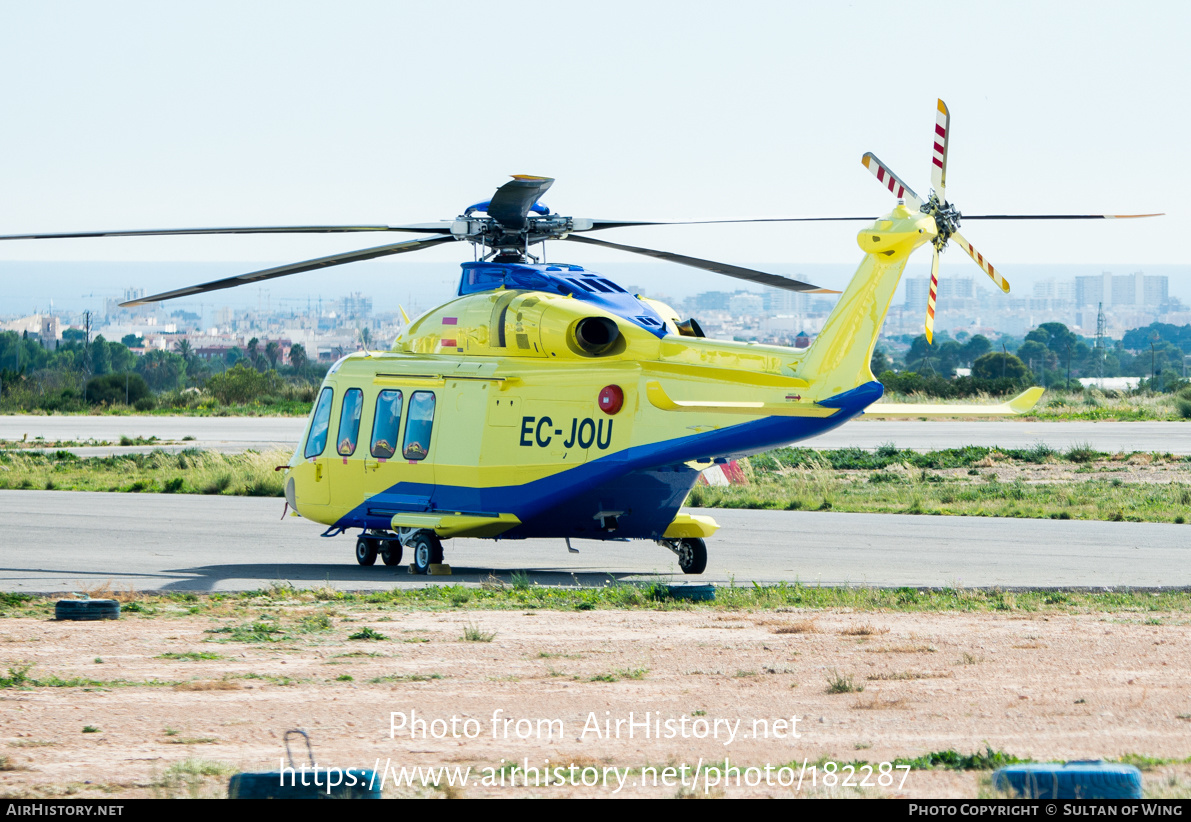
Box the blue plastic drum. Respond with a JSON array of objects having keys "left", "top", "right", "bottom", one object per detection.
[
  {"left": 667, "top": 584, "right": 716, "bottom": 602},
  {"left": 228, "top": 768, "right": 380, "bottom": 799},
  {"left": 992, "top": 762, "right": 1142, "bottom": 799}
]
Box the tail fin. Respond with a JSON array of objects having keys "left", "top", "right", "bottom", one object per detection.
[{"left": 798, "top": 204, "right": 935, "bottom": 396}]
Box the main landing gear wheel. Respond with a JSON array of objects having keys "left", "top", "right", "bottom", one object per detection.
[
  {"left": 355, "top": 537, "right": 377, "bottom": 567},
  {"left": 381, "top": 540, "right": 403, "bottom": 566},
  {"left": 677, "top": 538, "right": 707, "bottom": 575},
  {"left": 410, "top": 532, "right": 444, "bottom": 575}
]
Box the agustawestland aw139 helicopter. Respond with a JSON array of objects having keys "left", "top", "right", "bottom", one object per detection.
[{"left": 1, "top": 100, "right": 1159, "bottom": 574}]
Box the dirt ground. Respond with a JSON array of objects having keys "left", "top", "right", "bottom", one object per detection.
[{"left": 2, "top": 606, "right": 1190, "bottom": 799}]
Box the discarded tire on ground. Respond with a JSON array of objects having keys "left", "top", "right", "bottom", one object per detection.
[
  {"left": 55, "top": 599, "right": 120, "bottom": 621},
  {"left": 992, "top": 762, "right": 1143, "bottom": 799},
  {"left": 228, "top": 769, "right": 379, "bottom": 799},
  {"left": 666, "top": 584, "right": 716, "bottom": 602}
]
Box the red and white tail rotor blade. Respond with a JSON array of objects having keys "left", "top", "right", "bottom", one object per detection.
[
  {"left": 861, "top": 153, "right": 923, "bottom": 209},
  {"left": 952, "top": 230, "right": 1010, "bottom": 294},
  {"left": 931, "top": 99, "right": 950, "bottom": 201},
  {"left": 925, "top": 245, "right": 940, "bottom": 344}
]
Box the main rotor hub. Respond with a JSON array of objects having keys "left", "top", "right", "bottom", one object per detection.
[
  {"left": 922, "top": 193, "right": 961, "bottom": 248},
  {"left": 451, "top": 213, "right": 580, "bottom": 256}
]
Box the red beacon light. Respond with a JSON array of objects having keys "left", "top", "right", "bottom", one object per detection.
[{"left": 598, "top": 385, "right": 624, "bottom": 415}]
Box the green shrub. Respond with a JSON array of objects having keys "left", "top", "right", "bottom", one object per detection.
[
  {"left": 204, "top": 365, "right": 281, "bottom": 405},
  {"left": 84, "top": 373, "right": 151, "bottom": 406}
]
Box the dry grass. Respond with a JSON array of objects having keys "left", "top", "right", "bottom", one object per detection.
[
  {"left": 0, "top": 448, "right": 288, "bottom": 497},
  {"left": 840, "top": 624, "right": 890, "bottom": 636},
  {"left": 172, "top": 680, "right": 242, "bottom": 692},
  {"left": 770, "top": 620, "right": 818, "bottom": 635},
  {"left": 72, "top": 580, "right": 142, "bottom": 604},
  {"left": 852, "top": 693, "right": 907, "bottom": 710},
  {"left": 866, "top": 670, "right": 952, "bottom": 681},
  {"left": 866, "top": 644, "right": 937, "bottom": 654}
]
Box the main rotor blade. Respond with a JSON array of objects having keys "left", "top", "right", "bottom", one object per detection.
[
  {"left": 950, "top": 230, "right": 1009, "bottom": 294},
  {"left": 120, "top": 235, "right": 456, "bottom": 306},
  {"left": 487, "top": 175, "right": 554, "bottom": 230},
  {"left": 0, "top": 223, "right": 454, "bottom": 242},
  {"left": 562, "top": 234, "right": 837, "bottom": 294},
  {"left": 575, "top": 216, "right": 879, "bottom": 232},
  {"left": 861, "top": 153, "right": 923, "bottom": 209},
  {"left": 925, "top": 245, "right": 940, "bottom": 345},
  {"left": 931, "top": 99, "right": 950, "bottom": 202},
  {"left": 961, "top": 213, "right": 1164, "bottom": 220}
]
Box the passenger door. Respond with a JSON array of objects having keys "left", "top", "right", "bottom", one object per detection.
[
  {"left": 399, "top": 390, "right": 438, "bottom": 504},
  {"left": 297, "top": 386, "right": 334, "bottom": 507},
  {"left": 361, "top": 387, "right": 438, "bottom": 515},
  {"left": 327, "top": 387, "right": 365, "bottom": 509}
]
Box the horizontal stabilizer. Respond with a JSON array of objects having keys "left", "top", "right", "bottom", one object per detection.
[
  {"left": 645, "top": 381, "right": 839, "bottom": 417},
  {"left": 390, "top": 512, "right": 520, "bottom": 539},
  {"left": 863, "top": 387, "right": 1044, "bottom": 417}
]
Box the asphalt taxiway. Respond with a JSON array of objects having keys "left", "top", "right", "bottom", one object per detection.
[{"left": 2, "top": 491, "right": 1186, "bottom": 593}]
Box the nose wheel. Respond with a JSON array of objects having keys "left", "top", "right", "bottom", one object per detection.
[
  {"left": 381, "top": 540, "right": 403, "bottom": 566},
  {"left": 355, "top": 537, "right": 377, "bottom": 566},
  {"left": 355, "top": 532, "right": 406, "bottom": 567}
]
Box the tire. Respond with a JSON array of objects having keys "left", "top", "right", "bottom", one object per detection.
[
  {"left": 677, "top": 538, "right": 707, "bottom": 575},
  {"left": 992, "top": 763, "right": 1143, "bottom": 799},
  {"left": 228, "top": 769, "right": 380, "bottom": 799},
  {"left": 667, "top": 584, "right": 716, "bottom": 601},
  {"left": 410, "top": 532, "right": 444, "bottom": 575},
  {"left": 355, "top": 537, "right": 377, "bottom": 567},
  {"left": 381, "top": 540, "right": 403, "bottom": 566},
  {"left": 55, "top": 599, "right": 120, "bottom": 621}
]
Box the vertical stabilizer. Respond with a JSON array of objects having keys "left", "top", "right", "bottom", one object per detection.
[{"left": 799, "top": 205, "right": 936, "bottom": 396}]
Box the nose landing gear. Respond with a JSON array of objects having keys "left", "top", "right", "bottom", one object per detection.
[{"left": 355, "top": 529, "right": 443, "bottom": 574}]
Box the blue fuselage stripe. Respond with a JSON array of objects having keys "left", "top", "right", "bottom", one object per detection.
[{"left": 335, "top": 381, "right": 882, "bottom": 537}]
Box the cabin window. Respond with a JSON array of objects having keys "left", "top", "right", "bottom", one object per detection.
[
  {"left": 304, "top": 387, "right": 334, "bottom": 459},
  {"left": 370, "top": 389, "right": 404, "bottom": 458},
  {"left": 337, "top": 388, "right": 364, "bottom": 456},
  {"left": 402, "top": 391, "right": 436, "bottom": 461}
]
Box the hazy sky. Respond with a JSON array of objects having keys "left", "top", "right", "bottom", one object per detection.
[{"left": 0, "top": 1, "right": 1186, "bottom": 307}]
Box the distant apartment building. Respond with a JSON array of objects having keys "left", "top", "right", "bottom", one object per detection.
[
  {"left": 104, "top": 287, "right": 149, "bottom": 320},
  {"left": 1075, "top": 271, "right": 1167, "bottom": 308},
  {"left": 728, "top": 292, "right": 764, "bottom": 316},
  {"left": 338, "top": 292, "right": 373, "bottom": 321},
  {"left": 692, "top": 291, "right": 734, "bottom": 312},
  {"left": 763, "top": 289, "right": 807, "bottom": 314},
  {"left": 903, "top": 276, "right": 975, "bottom": 307},
  {"left": 904, "top": 277, "right": 930, "bottom": 309},
  {"left": 1032, "top": 279, "right": 1075, "bottom": 302}
]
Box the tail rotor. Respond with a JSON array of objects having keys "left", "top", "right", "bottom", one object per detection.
[{"left": 862, "top": 98, "right": 1159, "bottom": 343}]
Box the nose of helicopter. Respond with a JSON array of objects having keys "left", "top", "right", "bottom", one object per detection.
[{"left": 855, "top": 203, "right": 937, "bottom": 259}]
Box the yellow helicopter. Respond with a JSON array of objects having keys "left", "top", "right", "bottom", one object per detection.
[{"left": 0, "top": 100, "right": 1157, "bottom": 574}]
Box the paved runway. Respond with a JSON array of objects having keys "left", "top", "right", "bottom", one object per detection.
[
  {"left": 3, "top": 415, "right": 1190, "bottom": 455},
  {"left": 3, "top": 491, "right": 1187, "bottom": 593}
]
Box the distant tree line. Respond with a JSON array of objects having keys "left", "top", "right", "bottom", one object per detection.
[
  {"left": 872, "top": 320, "right": 1191, "bottom": 397},
  {"left": 0, "top": 330, "right": 326, "bottom": 412}
]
